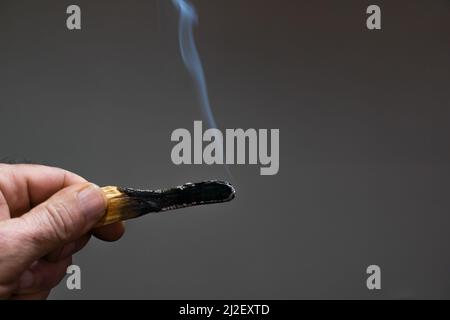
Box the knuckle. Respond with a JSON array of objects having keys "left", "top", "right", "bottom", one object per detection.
[
  {"left": 0, "top": 165, "right": 13, "bottom": 188},
  {"left": 0, "top": 163, "right": 10, "bottom": 172},
  {"left": 0, "top": 220, "right": 23, "bottom": 258},
  {"left": 41, "top": 201, "right": 79, "bottom": 242}
]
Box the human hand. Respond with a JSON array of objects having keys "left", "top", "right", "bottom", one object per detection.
[{"left": 0, "top": 164, "right": 124, "bottom": 299}]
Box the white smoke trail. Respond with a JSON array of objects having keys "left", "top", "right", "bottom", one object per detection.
[{"left": 172, "top": 0, "right": 218, "bottom": 129}]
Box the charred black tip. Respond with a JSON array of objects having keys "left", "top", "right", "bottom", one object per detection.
[
  {"left": 190, "top": 180, "right": 236, "bottom": 203},
  {"left": 117, "top": 180, "right": 236, "bottom": 215}
]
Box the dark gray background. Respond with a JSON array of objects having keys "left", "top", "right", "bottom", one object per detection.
[{"left": 0, "top": 0, "right": 449, "bottom": 299}]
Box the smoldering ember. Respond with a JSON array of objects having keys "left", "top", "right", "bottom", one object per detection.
[{"left": 171, "top": 121, "right": 279, "bottom": 176}]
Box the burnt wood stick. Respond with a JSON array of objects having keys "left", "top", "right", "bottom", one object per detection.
[{"left": 95, "top": 181, "right": 235, "bottom": 227}]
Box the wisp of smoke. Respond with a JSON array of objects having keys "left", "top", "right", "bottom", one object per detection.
[{"left": 172, "top": 0, "right": 218, "bottom": 129}]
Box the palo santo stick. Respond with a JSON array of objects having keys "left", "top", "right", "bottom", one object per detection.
[{"left": 95, "top": 181, "right": 235, "bottom": 228}]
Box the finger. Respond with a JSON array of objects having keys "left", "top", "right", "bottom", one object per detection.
[
  {"left": 0, "top": 164, "right": 86, "bottom": 217},
  {"left": 0, "top": 189, "right": 10, "bottom": 221},
  {"left": 23, "top": 165, "right": 86, "bottom": 207},
  {"left": 45, "top": 234, "right": 91, "bottom": 262},
  {"left": 93, "top": 222, "right": 125, "bottom": 242},
  {"left": 1, "top": 183, "right": 106, "bottom": 276},
  {"left": 14, "top": 257, "right": 71, "bottom": 295},
  {"left": 0, "top": 282, "right": 16, "bottom": 299},
  {"left": 10, "top": 290, "right": 50, "bottom": 300}
]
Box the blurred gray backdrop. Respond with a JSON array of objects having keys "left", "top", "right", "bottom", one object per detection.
[{"left": 0, "top": 0, "right": 450, "bottom": 299}]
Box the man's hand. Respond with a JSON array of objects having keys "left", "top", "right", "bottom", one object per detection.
[{"left": 0, "top": 164, "right": 124, "bottom": 299}]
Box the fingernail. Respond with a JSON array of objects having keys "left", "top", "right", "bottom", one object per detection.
[
  {"left": 77, "top": 184, "right": 106, "bottom": 220},
  {"left": 18, "top": 270, "right": 34, "bottom": 290}
]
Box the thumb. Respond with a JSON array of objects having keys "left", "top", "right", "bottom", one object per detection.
[{"left": 10, "top": 183, "right": 106, "bottom": 267}]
